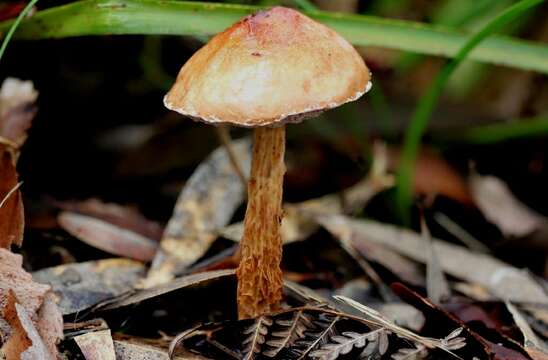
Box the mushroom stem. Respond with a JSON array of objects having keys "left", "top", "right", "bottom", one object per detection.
[{"left": 237, "top": 125, "right": 285, "bottom": 319}]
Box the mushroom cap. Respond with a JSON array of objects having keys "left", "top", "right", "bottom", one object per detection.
[{"left": 164, "top": 7, "right": 371, "bottom": 127}]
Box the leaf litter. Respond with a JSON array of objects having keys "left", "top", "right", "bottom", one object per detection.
[{"left": 3, "top": 52, "right": 548, "bottom": 360}]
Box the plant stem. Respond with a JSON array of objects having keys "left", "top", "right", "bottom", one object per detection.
[
  {"left": 237, "top": 126, "right": 285, "bottom": 319},
  {"left": 1, "top": 0, "right": 548, "bottom": 74}
]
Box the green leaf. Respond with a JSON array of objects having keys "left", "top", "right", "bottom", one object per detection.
[
  {"left": 395, "top": 0, "right": 545, "bottom": 224},
  {"left": 1, "top": 0, "right": 547, "bottom": 74}
]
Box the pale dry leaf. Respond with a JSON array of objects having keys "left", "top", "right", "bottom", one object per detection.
[
  {"left": 0, "top": 77, "right": 38, "bottom": 147},
  {"left": 74, "top": 329, "right": 116, "bottom": 360},
  {"left": 33, "top": 258, "right": 144, "bottom": 315},
  {"left": 506, "top": 302, "right": 548, "bottom": 360},
  {"left": 0, "top": 249, "right": 50, "bottom": 314},
  {"left": 145, "top": 138, "right": 251, "bottom": 286},
  {"left": 114, "top": 339, "right": 211, "bottom": 360},
  {"left": 1, "top": 291, "right": 56, "bottom": 360},
  {"left": 58, "top": 211, "right": 157, "bottom": 261},
  {"left": 422, "top": 218, "right": 451, "bottom": 305},
  {"left": 317, "top": 214, "right": 548, "bottom": 304},
  {"left": 0, "top": 249, "right": 63, "bottom": 359},
  {"left": 469, "top": 174, "right": 546, "bottom": 238},
  {"left": 36, "top": 292, "right": 63, "bottom": 357},
  {"left": 375, "top": 303, "right": 425, "bottom": 332}
]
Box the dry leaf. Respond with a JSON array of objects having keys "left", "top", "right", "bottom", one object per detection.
[
  {"left": 55, "top": 198, "right": 163, "bottom": 240},
  {"left": 58, "top": 211, "right": 158, "bottom": 261},
  {"left": 33, "top": 258, "right": 144, "bottom": 315},
  {"left": 0, "top": 77, "right": 38, "bottom": 147},
  {"left": 422, "top": 219, "right": 451, "bottom": 305},
  {"left": 469, "top": 173, "right": 547, "bottom": 238},
  {"left": 2, "top": 300, "right": 54, "bottom": 360},
  {"left": 0, "top": 249, "right": 62, "bottom": 359},
  {"left": 74, "top": 329, "right": 116, "bottom": 360},
  {"left": 98, "top": 269, "right": 235, "bottom": 312},
  {"left": 506, "top": 302, "right": 548, "bottom": 360},
  {"left": 36, "top": 293, "right": 64, "bottom": 357},
  {"left": 0, "top": 150, "right": 23, "bottom": 248},
  {"left": 145, "top": 138, "right": 251, "bottom": 286},
  {"left": 387, "top": 146, "right": 472, "bottom": 205},
  {"left": 315, "top": 214, "right": 548, "bottom": 304},
  {"left": 0, "top": 78, "right": 38, "bottom": 249},
  {"left": 0, "top": 249, "right": 50, "bottom": 314},
  {"left": 114, "top": 339, "right": 210, "bottom": 360}
]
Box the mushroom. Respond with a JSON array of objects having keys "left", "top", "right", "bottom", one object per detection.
[{"left": 164, "top": 7, "right": 371, "bottom": 319}]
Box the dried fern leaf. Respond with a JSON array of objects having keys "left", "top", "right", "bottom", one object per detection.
[
  {"left": 309, "top": 328, "right": 387, "bottom": 360},
  {"left": 294, "top": 314, "right": 340, "bottom": 360},
  {"left": 263, "top": 310, "right": 313, "bottom": 357},
  {"left": 391, "top": 344, "right": 428, "bottom": 360},
  {"left": 334, "top": 295, "right": 466, "bottom": 359},
  {"left": 241, "top": 316, "right": 273, "bottom": 360}
]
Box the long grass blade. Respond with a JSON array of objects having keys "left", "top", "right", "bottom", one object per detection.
[
  {"left": 0, "top": 0, "right": 547, "bottom": 74},
  {"left": 395, "top": 0, "right": 545, "bottom": 223},
  {"left": 0, "top": 0, "right": 39, "bottom": 64}
]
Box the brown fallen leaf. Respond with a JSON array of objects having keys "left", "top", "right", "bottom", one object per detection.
[
  {"left": 0, "top": 150, "right": 23, "bottom": 248},
  {"left": 54, "top": 198, "right": 163, "bottom": 241},
  {"left": 315, "top": 214, "right": 548, "bottom": 304},
  {"left": 145, "top": 138, "right": 251, "bottom": 287},
  {"left": 0, "top": 249, "right": 62, "bottom": 359},
  {"left": 33, "top": 258, "right": 145, "bottom": 315},
  {"left": 1, "top": 292, "right": 54, "bottom": 360},
  {"left": 469, "top": 173, "right": 547, "bottom": 238},
  {"left": 0, "top": 248, "right": 50, "bottom": 314},
  {"left": 58, "top": 211, "right": 158, "bottom": 261},
  {"left": 74, "top": 329, "right": 116, "bottom": 360},
  {"left": 0, "top": 78, "right": 39, "bottom": 249},
  {"left": 387, "top": 146, "right": 473, "bottom": 205}
]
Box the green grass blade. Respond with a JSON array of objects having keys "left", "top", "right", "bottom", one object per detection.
[
  {"left": 0, "top": 0, "right": 547, "bottom": 74},
  {"left": 438, "top": 117, "right": 548, "bottom": 144},
  {"left": 395, "top": 0, "right": 545, "bottom": 223},
  {"left": 0, "top": 0, "right": 39, "bottom": 63}
]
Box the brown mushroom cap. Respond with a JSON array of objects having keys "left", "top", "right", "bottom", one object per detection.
[{"left": 164, "top": 7, "right": 371, "bottom": 127}]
